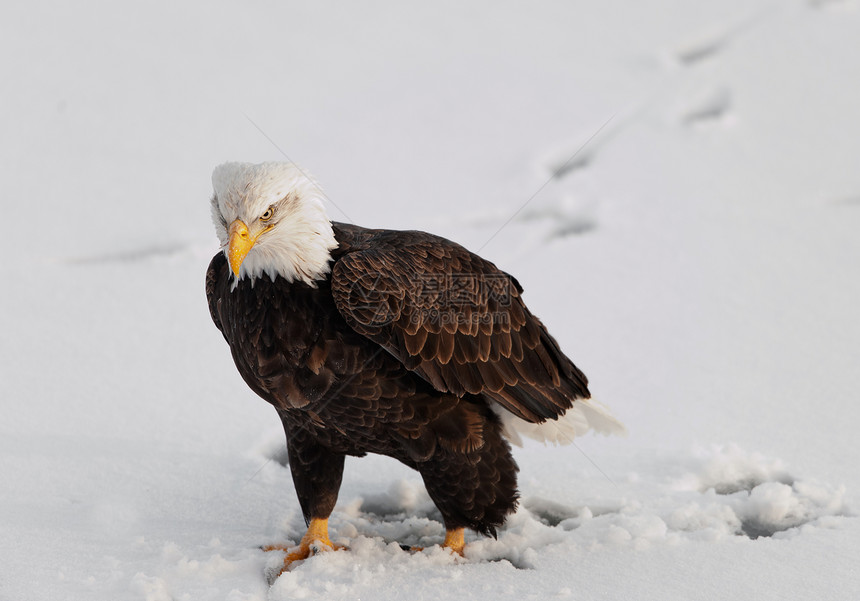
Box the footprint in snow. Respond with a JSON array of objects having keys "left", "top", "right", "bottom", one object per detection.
[
  {"left": 674, "top": 85, "right": 734, "bottom": 127},
  {"left": 63, "top": 242, "right": 193, "bottom": 265},
  {"left": 671, "top": 7, "right": 776, "bottom": 67},
  {"left": 522, "top": 496, "right": 622, "bottom": 529},
  {"left": 808, "top": 0, "right": 858, "bottom": 10},
  {"left": 670, "top": 445, "right": 851, "bottom": 540}
]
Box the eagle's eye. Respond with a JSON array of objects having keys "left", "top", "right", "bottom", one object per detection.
[{"left": 260, "top": 207, "right": 275, "bottom": 221}]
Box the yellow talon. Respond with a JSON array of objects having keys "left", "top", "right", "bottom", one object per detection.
[
  {"left": 266, "top": 521, "right": 463, "bottom": 573},
  {"left": 443, "top": 528, "right": 465, "bottom": 556},
  {"left": 407, "top": 528, "right": 466, "bottom": 555},
  {"left": 264, "top": 518, "right": 345, "bottom": 573}
]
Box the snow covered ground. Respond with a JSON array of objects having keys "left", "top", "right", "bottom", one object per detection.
[{"left": 2, "top": 1, "right": 859, "bottom": 599}]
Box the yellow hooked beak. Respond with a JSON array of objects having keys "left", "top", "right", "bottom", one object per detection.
[{"left": 227, "top": 219, "right": 271, "bottom": 276}]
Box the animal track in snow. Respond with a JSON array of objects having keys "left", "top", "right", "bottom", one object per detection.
[
  {"left": 522, "top": 496, "right": 623, "bottom": 528},
  {"left": 539, "top": 111, "right": 628, "bottom": 183},
  {"left": 808, "top": 0, "right": 858, "bottom": 10},
  {"left": 510, "top": 128, "right": 618, "bottom": 242},
  {"left": 518, "top": 202, "right": 598, "bottom": 240},
  {"left": 62, "top": 241, "right": 220, "bottom": 266},
  {"left": 674, "top": 31, "right": 731, "bottom": 66},
  {"left": 671, "top": 7, "right": 775, "bottom": 67},
  {"left": 676, "top": 86, "right": 733, "bottom": 126}
]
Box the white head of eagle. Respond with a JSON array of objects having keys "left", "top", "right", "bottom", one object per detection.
[{"left": 210, "top": 161, "right": 338, "bottom": 286}]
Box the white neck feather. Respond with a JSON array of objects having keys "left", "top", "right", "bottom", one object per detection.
[{"left": 211, "top": 162, "right": 338, "bottom": 286}]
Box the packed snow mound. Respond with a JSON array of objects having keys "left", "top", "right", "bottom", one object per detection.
[{"left": 669, "top": 445, "right": 851, "bottom": 540}]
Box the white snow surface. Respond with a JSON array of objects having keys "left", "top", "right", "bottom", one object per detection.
[{"left": 2, "top": 1, "right": 860, "bottom": 600}]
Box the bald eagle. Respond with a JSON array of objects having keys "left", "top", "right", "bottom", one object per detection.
[{"left": 206, "top": 162, "right": 623, "bottom": 568}]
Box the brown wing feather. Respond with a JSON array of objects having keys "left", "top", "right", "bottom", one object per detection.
[
  {"left": 205, "top": 252, "right": 227, "bottom": 334},
  {"left": 330, "top": 228, "right": 590, "bottom": 423}
]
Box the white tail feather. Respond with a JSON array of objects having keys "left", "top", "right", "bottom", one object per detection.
[{"left": 494, "top": 398, "right": 626, "bottom": 447}]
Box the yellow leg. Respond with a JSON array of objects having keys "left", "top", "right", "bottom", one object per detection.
[
  {"left": 443, "top": 527, "right": 465, "bottom": 555},
  {"left": 405, "top": 527, "right": 466, "bottom": 555},
  {"left": 263, "top": 517, "right": 345, "bottom": 571}
]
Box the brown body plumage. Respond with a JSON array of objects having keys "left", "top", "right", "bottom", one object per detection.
[{"left": 206, "top": 222, "right": 590, "bottom": 537}]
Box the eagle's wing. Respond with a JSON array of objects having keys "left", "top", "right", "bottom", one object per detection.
[
  {"left": 206, "top": 252, "right": 228, "bottom": 334},
  {"left": 330, "top": 230, "right": 590, "bottom": 423}
]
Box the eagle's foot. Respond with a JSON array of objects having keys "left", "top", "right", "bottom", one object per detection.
[
  {"left": 442, "top": 527, "right": 466, "bottom": 556},
  {"left": 404, "top": 528, "right": 465, "bottom": 556},
  {"left": 264, "top": 517, "right": 345, "bottom": 573}
]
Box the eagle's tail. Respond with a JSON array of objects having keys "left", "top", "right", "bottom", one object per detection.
[{"left": 493, "top": 397, "right": 626, "bottom": 447}]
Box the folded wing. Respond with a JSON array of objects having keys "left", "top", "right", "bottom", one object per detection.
[{"left": 330, "top": 229, "right": 590, "bottom": 424}]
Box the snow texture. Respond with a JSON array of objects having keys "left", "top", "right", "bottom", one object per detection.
[{"left": 2, "top": 1, "right": 859, "bottom": 600}]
